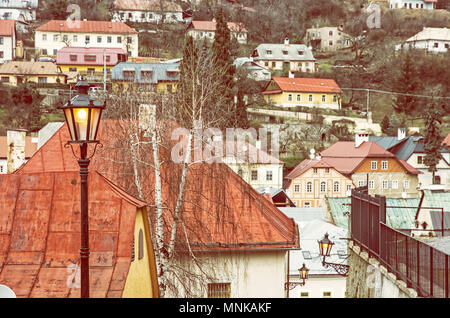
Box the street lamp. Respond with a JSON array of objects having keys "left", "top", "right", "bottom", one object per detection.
[
  {"left": 318, "top": 233, "right": 350, "bottom": 277},
  {"left": 58, "top": 81, "right": 105, "bottom": 298},
  {"left": 285, "top": 262, "right": 309, "bottom": 291}
]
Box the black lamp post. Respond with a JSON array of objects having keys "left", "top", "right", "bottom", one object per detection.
[
  {"left": 318, "top": 233, "right": 350, "bottom": 277},
  {"left": 58, "top": 81, "right": 105, "bottom": 298},
  {"left": 285, "top": 261, "right": 309, "bottom": 291}
]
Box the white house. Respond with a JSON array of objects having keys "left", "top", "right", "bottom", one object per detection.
[
  {"left": 221, "top": 140, "right": 284, "bottom": 190},
  {"left": 0, "top": 19, "right": 15, "bottom": 63},
  {"left": 186, "top": 20, "right": 248, "bottom": 44},
  {"left": 395, "top": 27, "right": 450, "bottom": 54},
  {"left": 112, "top": 0, "right": 184, "bottom": 24},
  {"left": 282, "top": 217, "right": 348, "bottom": 298},
  {"left": 234, "top": 57, "right": 271, "bottom": 82},
  {"left": 389, "top": 0, "right": 436, "bottom": 9},
  {"left": 0, "top": 0, "right": 38, "bottom": 22},
  {"left": 34, "top": 20, "right": 139, "bottom": 57}
]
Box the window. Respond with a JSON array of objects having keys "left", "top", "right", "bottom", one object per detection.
[
  {"left": 309, "top": 95, "right": 313, "bottom": 102},
  {"left": 358, "top": 180, "right": 366, "bottom": 187},
  {"left": 237, "top": 169, "right": 243, "bottom": 178},
  {"left": 302, "top": 251, "right": 312, "bottom": 260},
  {"left": 304, "top": 202, "right": 311, "bottom": 207},
  {"left": 347, "top": 184, "right": 352, "bottom": 193},
  {"left": 382, "top": 180, "right": 389, "bottom": 189},
  {"left": 0, "top": 37, "right": 3, "bottom": 45},
  {"left": 445, "top": 44, "right": 449, "bottom": 49},
  {"left": 329, "top": 40, "right": 333, "bottom": 46},
  {"left": 288, "top": 94, "right": 293, "bottom": 102},
  {"left": 266, "top": 50, "right": 272, "bottom": 55},
  {"left": 123, "top": 70, "right": 135, "bottom": 81},
  {"left": 63, "top": 35, "right": 68, "bottom": 42},
  {"left": 69, "top": 67, "right": 77, "bottom": 72},
  {"left": 107, "top": 36, "right": 112, "bottom": 43},
  {"left": 42, "top": 33, "right": 47, "bottom": 41},
  {"left": 300, "top": 292, "right": 309, "bottom": 298},
  {"left": 298, "top": 50, "right": 304, "bottom": 55},
  {"left": 127, "top": 37, "right": 133, "bottom": 44},
  {"left": 84, "top": 55, "right": 96, "bottom": 62},
  {"left": 323, "top": 291, "right": 332, "bottom": 298},
  {"left": 264, "top": 61, "right": 269, "bottom": 67},
  {"left": 70, "top": 55, "right": 77, "bottom": 61},
  {"left": 85, "top": 35, "right": 90, "bottom": 44},
  {"left": 329, "top": 30, "right": 333, "bottom": 36},
  {"left": 38, "top": 77, "right": 48, "bottom": 83},
  {"left": 434, "top": 42, "right": 439, "bottom": 48},
  {"left": 334, "top": 181, "right": 340, "bottom": 192},
  {"left": 266, "top": 171, "right": 273, "bottom": 181},
  {"left": 297, "top": 94, "right": 301, "bottom": 102},
  {"left": 53, "top": 34, "right": 59, "bottom": 42},
  {"left": 282, "top": 50, "right": 288, "bottom": 55},
  {"left": 137, "top": 229, "right": 145, "bottom": 260},
  {"left": 369, "top": 180, "right": 374, "bottom": 189},
  {"left": 251, "top": 170, "right": 258, "bottom": 181},
  {"left": 320, "top": 182, "right": 326, "bottom": 192},
  {"left": 117, "top": 36, "right": 122, "bottom": 43},
  {"left": 141, "top": 70, "right": 153, "bottom": 81},
  {"left": 271, "top": 61, "right": 276, "bottom": 68},
  {"left": 1, "top": 77, "right": 10, "bottom": 83},
  {"left": 87, "top": 68, "right": 95, "bottom": 74},
  {"left": 73, "top": 35, "right": 78, "bottom": 43},
  {"left": 208, "top": 283, "right": 230, "bottom": 298},
  {"left": 322, "top": 95, "right": 326, "bottom": 102},
  {"left": 306, "top": 182, "right": 312, "bottom": 193},
  {"left": 294, "top": 184, "right": 300, "bottom": 193},
  {"left": 325, "top": 168, "right": 330, "bottom": 173},
  {"left": 42, "top": 49, "right": 48, "bottom": 55},
  {"left": 404, "top": 180, "right": 410, "bottom": 189},
  {"left": 371, "top": 161, "right": 377, "bottom": 170},
  {"left": 333, "top": 95, "right": 338, "bottom": 102},
  {"left": 0, "top": 52, "right": 4, "bottom": 59},
  {"left": 97, "top": 36, "right": 102, "bottom": 43},
  {"left": 392, "top": 180, "right": 398, "bottom": 189},
  {"left": 382, "top": 161, "right": 388, "bottom": 170},
  {"left": 313, "top": 168, "right": 318, "bottom": 174},
  {"left": 417, "top": 156, "right": 423, "bottom": 164},
  {"left": 53, "top": 49, "right": 58, "bottom": 55}
]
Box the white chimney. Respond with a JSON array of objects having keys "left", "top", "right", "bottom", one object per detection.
[
  {"left": 255, "top": 140, "right": 262, "bottom": 150},
  {"left": 284, "top": 37, "right": 289, "bottom": 45},
  {"left": 288, "top": 71, "right": 295, "bottom": 78},
  {"left": 355, "top": 132, "right": 369, "bottom": 148},
  {"left": 398, "top": 128, "right": 406, "bottom": 140},
  {"left": 7, "top": 130, "right": 26, "bottom": 174}
]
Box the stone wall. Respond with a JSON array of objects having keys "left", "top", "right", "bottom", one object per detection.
[{"left": 346, "top": 241, "right": 419, "bottom": 298}]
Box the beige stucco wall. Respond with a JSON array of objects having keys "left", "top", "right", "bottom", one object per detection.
[{"left": 352, "top": 172, "right": 420, "bottom": 198}]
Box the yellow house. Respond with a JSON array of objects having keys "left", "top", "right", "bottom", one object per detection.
[
  {"left": 112, "top": 62, "right": 179, "bottom": 94},
  {"left": 285, "top": 158, "right": 354, "bottom": 208},
  {"left": 0, "top": 61, "right": 67, "bottom": 86},
  {"left": 262, "top": 77, "right": 342, "bottom": 110}
]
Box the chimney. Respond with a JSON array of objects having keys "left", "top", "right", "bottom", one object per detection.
[
  {"left": 288, "top": 70, "right": 295, "bottom": 78},
  {"left": 7, "top": 130, "right": 26, "bottom": 174},
  {"left": 398, "top": 128, "right": 406, "bottom": 140},
  {"left": 255, "top": 140, "right": 262, "bottom": 150},
  {"left": 284, "top": 37, "right": 289, "bottom": 46},
  {"left": 139, "top": 104, "right": 156, "bottom": 136},
  {"left": 355, "top": 132, "right": 369, "bottom": 148}
]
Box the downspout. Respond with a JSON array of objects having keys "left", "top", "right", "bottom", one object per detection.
[{"left": 414, "top": 189, "right": 425, "bottom": 222}]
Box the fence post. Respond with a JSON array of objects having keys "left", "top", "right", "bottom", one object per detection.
[
  {"left": 430, "top": 247, "right": 433, "bottom": 297},
  {"left": 417, "top": 242, "right": 420, "bottom": 292},
  {"left": 445, "top": 254, "right": 449, "bottom": 298}
]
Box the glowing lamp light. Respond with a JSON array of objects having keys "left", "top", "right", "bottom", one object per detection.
[
  {"left": 298, "top": 263, "right": 309, "bottom": 281},
  {"left": 318, "top": 233, "right": 334, "bottom": 257},
  {"left": 59, "top": 81, "right": 105, "bottom": 142}
]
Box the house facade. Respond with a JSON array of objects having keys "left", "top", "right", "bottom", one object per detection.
[
  {"left": 234, "top": 57, "right": 271, "bottom": 82},
  {"left": 0, "top": 61, "right": 67, "bottom": 85},
  {"left": 112, "top": 0, "right": 184, "bottom": 24},
  {"left": 35, "top": 20, "right": 139, "bottom": 57},
  {"left": 251, "top": 39, "right": 317, "bottom": 73},
  {"left": 0, "top": 130, "right": 38, "bottom": 174},
  {"left": 320, "top": 133, "right": 421, "bottom": 198},
  {"left": 186, "top": 20, "right": 248, "bottom": 44},
  {"left": 0, "top": 0, "right": 38, "bottom": 22},
  {"left": 0, "top": 20, "right": 16, "bottom": 63},
  {"left": 262, "top": 77, "right": 343, "bottom": 110},
  {"left": 111, "top": 62, "right": 180, "bottom": 94},
  {"left": 305, "top": 26, "right": 353, "bottom": 52},
  {"left": 285, "top": 158, "right": 354, "bottom": 208},
  {"left": 56, "top": 47, "right": 128, "bottom": 83},
  {"left": 396, "top": 27, "right": 449, "bottom": 54}
]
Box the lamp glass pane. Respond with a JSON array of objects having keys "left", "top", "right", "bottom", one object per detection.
[
  {"left": 63, "top": 108, "right": 77, "bottom": 141},
  {"left": 74, "top": 108, "right": 89, "bottom": 141},
  {"left": 88, "top": 108, "right": 102, "bottom": 141}
]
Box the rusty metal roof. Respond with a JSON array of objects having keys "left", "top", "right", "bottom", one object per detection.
[
  {"left": 18, "top": 120, "right": 299, "bottom": 251},
  {"left": 0, "top": 171, "right": 149, "bottom": 298}
]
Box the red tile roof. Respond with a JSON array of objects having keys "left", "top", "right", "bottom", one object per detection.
[
  {"left": 443, "top": 133, "right": 450, "bottom": 147},
  {"left": 285, "top": 158, "right": 340, "bottom": 180},
  {"left": 17, "top": 120, "right": 299, "bottom": 251},
  {"left": 36, "top": 20, "right": 138, "bottom": 34},
  {"left": 0, "top": 171, "right": 156, "bottom": 298},
  {"left": 264, "top": 77, "right": 343, "bottom": 94},
  {"left": 0, "top": 20, "right": 15, "bottom": 37},
  {"left": 188, "top": 20, "right": 248, "bottom": 33}
]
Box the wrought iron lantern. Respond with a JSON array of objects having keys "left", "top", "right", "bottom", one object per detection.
[
  {"left": 318, "top": 233, "right": 350, "bottom": 277},
  {"left": 298, "top": 263, "right": 309, "bottom": 283}
]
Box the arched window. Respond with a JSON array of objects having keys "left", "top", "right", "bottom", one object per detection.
[
  {"left": 306, "top": 182, "right": 312, "bottom": 193},
  {"left": 138, "top": 229, "right": 144, "bottom": 260},
  {"left": 334, "top": 181, "right": 340, "bottom": 193},
  {"left": 320, "top": 182, "right": 326, "bottom": 192}
]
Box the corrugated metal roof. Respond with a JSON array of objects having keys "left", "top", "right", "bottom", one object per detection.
[
  {"left": 421, "top": 190, "right": 450, "bottom": 232},
  {"left": 0, "top": 171, "right": 152, "bottom": 298},
  {"left": 327, "top": 197, "right": 420, "bottom": 230},
  {"left": 253, "top": 43, "right": 315, "bottom": 61},
  {"left": 279, "top": 207, "right": 326, "bottom": 224}
]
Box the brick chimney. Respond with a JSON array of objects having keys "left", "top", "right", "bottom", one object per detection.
[
  {"left": 398, "top": 127, "right": 406, "bottom": 140},
  {"left": 7, "top": 129, "right": 26, "bottom": 174}
]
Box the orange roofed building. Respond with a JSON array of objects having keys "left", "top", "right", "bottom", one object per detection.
[
  {"left": 14, "top": 120, "right": 299, "bottom": 298},
  {"left": 0, "top": 171, "right": 159, "bottom": 298}
]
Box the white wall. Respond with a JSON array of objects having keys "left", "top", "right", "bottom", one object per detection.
[
  {"left": 288, "top": 275, "right": 347, "bottom": 298},
  {"left": 0, "top": 34, "right": 14, "bottom": 63},
  {"left": 224, "top": 161, "right": 284, "bottom": 190},
  {"left": 0, "top": 8, "right": 37, "bottom": 21},
  {"left": 112, "top": 10, "right": 183, "bottom": 23},
  {"left": 167, "top": 250, "right": 288, "bottom": 298}
]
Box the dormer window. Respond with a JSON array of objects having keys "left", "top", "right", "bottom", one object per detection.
[
  {"left": 70, "top": 55, "right": 77, "bottom": 61},
  {"left": 84, "top": 55, "right": 96, "bottom": 62},
  {"left": 298, "top": 50, "right": 304, "bottom": 55},
  {"left": 141, "top": 70, "right": 153, "bottom": 80},
  {"left": 282, "top": 50, "right": 288, "bottom": 55},
  {"left": 266, "top": 50, "right": 272, "bottom": 55},
  {"left": 123, "top": 70, "right": 135, "bottom": 81}
]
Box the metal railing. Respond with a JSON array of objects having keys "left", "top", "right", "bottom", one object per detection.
[{"left": 350, "top": 188, "right": 449, "bottom": 298}]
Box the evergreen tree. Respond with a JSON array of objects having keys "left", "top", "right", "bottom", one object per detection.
[
  {"left": 381, "top": 115, "right": 390, "bottom": 135},
  {"left": 423, "top": 100, "right": 443, "bottom": 184},
  {"left": 392, "top": 52, "right": 422, "bottom": 115}
]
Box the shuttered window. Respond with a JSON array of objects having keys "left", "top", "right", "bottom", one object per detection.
[
  {"left": 207, "top": 283, "right": 231, "bottom": 298},
  {"left": 138, "top": 229, "right": 144, "bottom": 260}
]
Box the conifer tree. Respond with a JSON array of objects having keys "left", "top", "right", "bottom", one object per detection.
[{"left": 423, "top": 100, "right": 443, "bottom": 184}]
